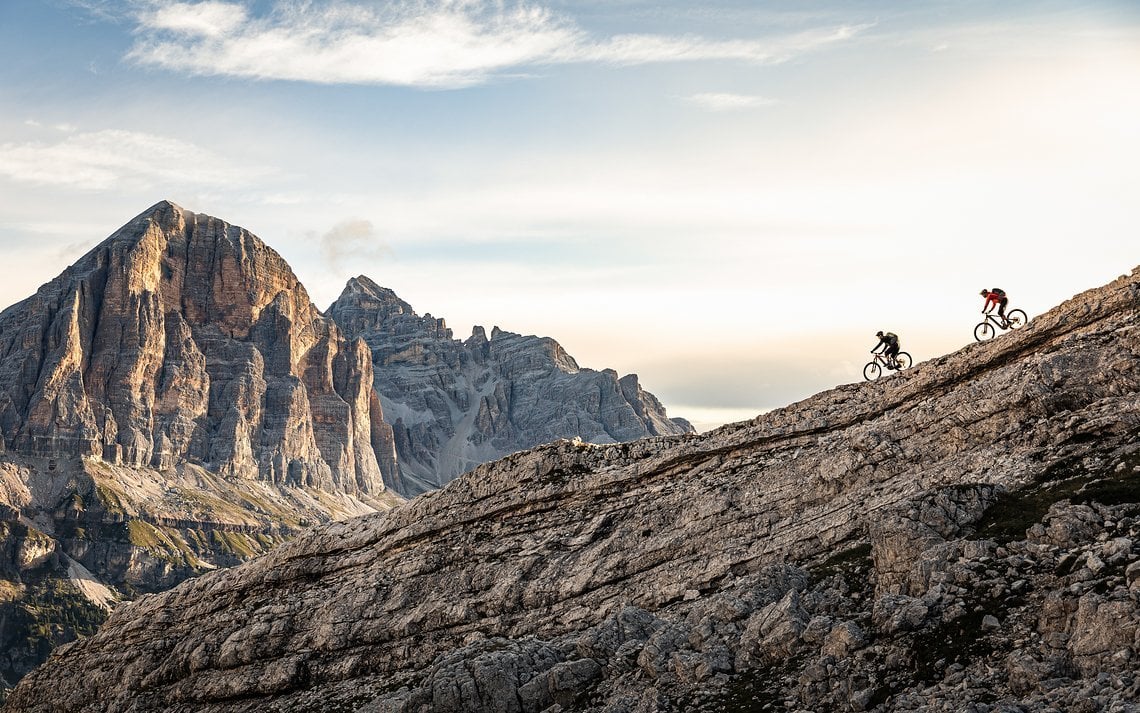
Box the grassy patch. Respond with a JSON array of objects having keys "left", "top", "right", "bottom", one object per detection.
[
  {"left": 974, "top": 480, "right": 1088, "bottom": 544},
  {"left": 698, "top": 656, "right": 803, "bottom": 712},
  {"left": 210, "top": 530, "right": 258, "bottom": 559},
  {"left": 0, "top": 577, "right": 108, "bottom": 686},
  {"left": 1070, "top": 470, "right": 1140, "bottom": 508},
  {"left": 910, "top": 607, "right": 989, "bottom": 683},
  {"left": 93, "top": 484, "right": 127, "bottom": 515},
  {"left": 126, "top": 521, "right": 203, "bottom": 568}
]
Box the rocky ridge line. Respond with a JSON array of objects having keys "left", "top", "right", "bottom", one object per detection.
[
  {"left": 327, "top": 275, "right": 692, "bottom": 496},
  {"left": 6, "top": 265, "right": 1140, "bottom": 712}
]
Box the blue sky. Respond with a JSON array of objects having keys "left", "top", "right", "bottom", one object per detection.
[{"left": 1, "top": 1, "right": 1138, "bottom": 430}]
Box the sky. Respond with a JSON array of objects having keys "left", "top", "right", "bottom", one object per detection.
[{"left": 1, "top": 1, "right": 1138, "bottom": 431}]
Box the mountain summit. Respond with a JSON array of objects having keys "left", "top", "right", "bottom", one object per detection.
[
  {"left": 328, "top": 275, "right": 693, "bottom": 495},
  {"left": 10, "top": 255, "right": 1140, "bottom": 711},
  {"left": 0, "top": 201, "right": 396, "bottom": 493}
]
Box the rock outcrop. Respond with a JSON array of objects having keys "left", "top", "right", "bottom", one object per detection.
[
  {"left": 8, "top": 263, "right": 1140, "bottom": 711},
  {"left": 0, "top": 202, "right": 402, "bottom": 691},
  {"left": 0, "top": 201, "right": 396, "bottom": 494},
  {"left": 327, "top": 276, "right": 693, "bottom": 495}
]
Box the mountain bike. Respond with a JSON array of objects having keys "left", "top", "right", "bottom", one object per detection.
[
  {"left": 974, "top": 309, "right": 1028, "bottom": 342},
  {"left": 864, "top": 351, "right": 912, "bottom": 381}
]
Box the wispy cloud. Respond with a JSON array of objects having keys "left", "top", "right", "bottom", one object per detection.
[
  {"left": 124, "top": 1, "right": 868, "bottom": 88},
  {"left": 318, "top": 218, "right": 391, "bottom": 272},
  {"left": 0, "top": 129, "right": 264, "bottom": 190},
  {"left": 684, "top": 92, "right": 777, "bottom": 111},
  {"left": 573, "top": 24, "right": 865, "bottom": 65}
]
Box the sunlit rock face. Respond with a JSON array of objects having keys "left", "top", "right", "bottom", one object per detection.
[
  {"left": 0, "top": 202, "right": 403, "bottom": 690},
  {"left": 0, "top": 201, "right": 395, "bottom": 495},
  {"left": 328, "top": 275, "right": 693, "bottom": 495},
  {"left": 10, "top": 265, "right": 1140, "bottom": 712}
]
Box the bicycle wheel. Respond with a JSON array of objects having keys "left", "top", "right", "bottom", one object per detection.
[
  {"left": 895, "top": 352, "right": 912, "bottom": 370},
  {"left": 974, "top": 322, "right": 995, "bottom": 341},
  {"left": 863, "top": 361, "right": 881, "bottom": 381},
  {"left": 1006, "top": 309, "right": 1027, "bottom": 330}
]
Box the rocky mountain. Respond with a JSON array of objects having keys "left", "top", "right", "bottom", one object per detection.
[
  {"left": 8, "top": 260, "right": 1140, "bottom": 712},
  {"left": 328, "top": 276, "right": 693, "bottom": 496},
  {"left": 0, "top": 202, "right": 401, "bottom": 690}
]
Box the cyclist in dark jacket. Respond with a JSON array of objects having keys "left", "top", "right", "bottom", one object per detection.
[
  {"left": 872, "top": 330, "right": 901, "bottom": 368},
  {"left": 980, "top": 288, "right": 1009, "bottom": 326}
]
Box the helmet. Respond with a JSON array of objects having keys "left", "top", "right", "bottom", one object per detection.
[
  {"left": 875, "top": 330, "right": 883, "bottom": 337},
  {"left": 979, "top": 289, "right": 988, "bottom": 296}
]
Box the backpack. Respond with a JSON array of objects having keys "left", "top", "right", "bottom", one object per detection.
[{"left": 991, "top": 288, "right": 1006, "bottom": 297}]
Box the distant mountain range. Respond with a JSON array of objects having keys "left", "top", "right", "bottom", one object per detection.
[{"left": 329, "top": 276, "right": 693, "bottom": 495}]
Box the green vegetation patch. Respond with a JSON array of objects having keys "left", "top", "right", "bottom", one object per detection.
[
  {"left": 910, "top": 600, "right": 1005, "bottom": 683},
  {"left": 210, "top": 530, "right": 258, "bottom": 559},
  {"left": 93, "top": 484, "right": 127, "bottom": 515},
  {"left": 126, "top": 520, "right": 203, "bottom": 568},
  {"left": 0, "top": 577, "right": 108, "bottom": 688},
  {"left": 698, "top": 654, "right": 807, "bottom": 712}
]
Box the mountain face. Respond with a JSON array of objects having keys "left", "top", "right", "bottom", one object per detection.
[
  {"left": 0, "top": 201, "right": 396, "bottom": 493},
  {"left": 0, "top": 202, "right": 401, "bottom": 690},
  {"left": 327, "top": 276, "right": 693, "bottom": 495},
  {"left": 10, "top": 267, "right": 1140, "bottom": 712}
]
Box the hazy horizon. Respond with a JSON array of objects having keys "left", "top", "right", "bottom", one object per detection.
[{"left": 2, "top": 1, "right": 1137, "bottom": 432}]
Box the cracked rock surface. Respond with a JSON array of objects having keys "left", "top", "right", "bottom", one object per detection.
[{"left": 6, "top": 266, "right": 1140, "bottom": 711}]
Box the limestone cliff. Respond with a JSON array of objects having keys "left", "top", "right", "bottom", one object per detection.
[
  {"left": 8, "top": 264, "right": 1140, "bottom": 711},
  {"left": 0, "top": 202, "right": 402, "bottom": 690},
  {"left": 0, "top": 201, "right": 396, "bottom": 494},
  {"left": 328, "top": 276, "right": 693, "bottom": 495}
]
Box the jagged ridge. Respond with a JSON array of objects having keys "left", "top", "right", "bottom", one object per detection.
[{"left": 328, "top": 275, "right": 692, "bottom": 495}]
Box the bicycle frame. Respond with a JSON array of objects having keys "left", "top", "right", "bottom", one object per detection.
[
  {"left": 982, "top": 312, "right": 1008, "bottom": 328},
  {"left": 870, "top": 352, "right": 895, "bottom": 367}
]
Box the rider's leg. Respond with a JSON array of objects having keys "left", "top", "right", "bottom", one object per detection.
[{"left": 998, "top": 297, "right": 1009, "bottom": 324}]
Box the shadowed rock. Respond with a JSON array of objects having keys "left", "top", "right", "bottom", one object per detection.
[{"left": 328, "top": 275, "right": 693, "bottom": 495}]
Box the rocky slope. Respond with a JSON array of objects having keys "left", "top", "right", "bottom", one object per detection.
[
  {"left": 0, "top": 202, "right": 401, "bottom": 690},
  {"left": 328, "top": 276, "right": 692, "bottom": 495},
  {"left": 7, "top": 264, "right": 1140, "bottom": 712}
]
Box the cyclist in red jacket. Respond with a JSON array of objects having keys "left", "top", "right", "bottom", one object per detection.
[{"left": 980, "top": 288, "right": 1009, "bottom": 327}]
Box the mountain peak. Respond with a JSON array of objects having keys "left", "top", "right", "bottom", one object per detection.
[
  {"left": 336, "top": 276, "right": 413, "bottom": 311},
  {"left": 145, "top": 198, "right": 185, "bottom": 213},
  {"left": 344, "top": 274, "right": 385, "bottom": 295},
  {"left": 327, "top": 282, "right": 691, "bottom": 495},
  {"left": 0, "top": 202, "right": 394, "bottom": 494}
]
